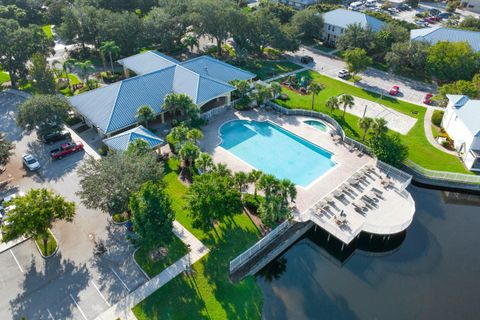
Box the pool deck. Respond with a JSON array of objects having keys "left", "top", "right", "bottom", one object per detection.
[{"left": 200, "top": 109, "right": 415, "bottom": 244}]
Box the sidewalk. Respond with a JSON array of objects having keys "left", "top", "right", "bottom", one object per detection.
[
  {"left": 424, "top": 107, "right": 457, "bottom": 156},
  {"left": 95, "top": 220, "right": 209, "bottom": 320},
  {"left": 0, "top": 235, "right": 29, "bottom": 254}
]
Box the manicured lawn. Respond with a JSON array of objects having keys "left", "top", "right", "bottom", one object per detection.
[
  {"left": 275, "top": 70, "right": 470, "bottom": 173},
  {"left": 230, "top": 60, "right": 303, "bottom": 81},
  {"left": 35, "top": 229, "right": 57, "bottom": 257},
  {"left": 42, "top": 25, "right": 53, "bottom": 39},
  {"left": 132, "top": 159, "right": 263, "bottom": 319},
  {"left": 0, "top": 71, "right": 10, "bottom": 84},
  {"left": 59, "top": 74, "right": 81, "bottom": 96},
  {"left": 134, "top": 235, "right": 188, "bottom": 278}
]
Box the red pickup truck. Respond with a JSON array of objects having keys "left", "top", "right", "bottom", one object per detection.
[{"left": 50, "top": 142, "right": 84, "bottom": 159}]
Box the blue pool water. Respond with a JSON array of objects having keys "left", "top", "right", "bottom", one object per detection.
[
  {"left": 304, "top": 119, "right": 328, "bottom": 132},
  {"left": 219, "top": 120, "right": 336, "bottom": 187}
]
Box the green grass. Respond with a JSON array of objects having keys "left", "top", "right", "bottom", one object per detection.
[
  {"left": 59, "top": 73, "right": 81, "bottom": 96},
  {"left": 0, "top": 71, "right": 10, "bottom": 84},
  {"left": 311, "top": 42, "right": 335, "bottom": 53},
  {"left": 42, "top": 25, "right": 53, "bottom": 39},
  {"left": 132, "top": 159, "right": 263, "bottom": 319},
  {"left": 231, "top": 60, "right": 303, "bottom": 81},
  {"left": 135, "top": 236, "right": 188, "bottom": 278},
  {"left": 35, "top": 229, "right": 57, "bottom": 256},
  {"left": 275, "top": 70, "right": 470, "bottom": 173},
  {"left": 432, "top": 125, "right": 439, "bottom": 139}
]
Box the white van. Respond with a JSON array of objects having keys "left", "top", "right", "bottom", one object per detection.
[
  {"left": 349, "top": 1, "right": 363, "bottom": 11},
  {"left": 366, "top": 0, "right": 377, "bottom": 7}
]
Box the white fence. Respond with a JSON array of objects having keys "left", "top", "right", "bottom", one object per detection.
[
  {"left": 404, "top": 160, "right": 480, "bottom": 185},
  {"left": 229, "top": 219, "right": 293, "bottom": 273},
  {"left": 377, "top": 160, "right": 412, "bottom": 191},
  {"left": 200, "top": 104, "right": 231, "bottom": 120}
]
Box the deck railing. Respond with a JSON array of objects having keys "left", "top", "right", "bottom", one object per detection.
[
  {"left": 403, "top": 160, "right": 480, "bottom": 185},
  {"left": 229, "top": 219, "right": 292, "bottom": 273}
]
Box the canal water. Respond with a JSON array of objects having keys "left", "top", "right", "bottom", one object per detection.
[{"left": 256, "top": 186, "right": 480, "bottom": 320}]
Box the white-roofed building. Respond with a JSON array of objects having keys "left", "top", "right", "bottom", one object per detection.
[
  {"left": 410, "top": 27, "right": 480, "bottom": 51},
  {"left": 442, "top": 95, "right": 480, "bottom": 171},
  {"left": 321, "top": 8, "right": 385, "bottom": 46},
  {"left": 460, "top": 0, "right": 480, "bottom": 13}
]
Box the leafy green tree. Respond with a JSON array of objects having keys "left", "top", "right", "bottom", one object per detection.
[
  {"left": 144, "top": 6, "right": 189, "bottom": 53},
  {"left": 29, "top": 53, "right": 56, "bottom": 94},
  {"left": 77, "top": 151, "right": 164, "bottom": 215},
  {"left": 75, "top": 60, "right": 96, "bottom": 89},
  {"left": 343, "top": 48, "right": 372, "bottom": 77},
  {"left": 371, "top": 118, "right": 389, "bottom": 139},
  {"left": 126, "top": 139, "right": 151, "bottom": 157},
  {"left": 1, "top": 189, "right": 75, "bottom": 252},
  {"left": 0, "top": 132, "right": 13, "bottom": 166},
  {"left": 385, "top": 41, "right": 430, "bottom": 77},
  {"left": 257, "top": 174, "right": 296, "bottom": 225},
  {"left": 291, "top": 8, "right": 324, "bottom": 42},
  {"left": 437, "top": 80, "right": 479, "bottom": 105},
  {"left": 269, "top": 82, "right": 282, "bottom": 98},
  {"left": 368, "top": 134, "right": 408, "bottom": 167},
  {"left": 186, "top": 128, "right": 203, "bottom": 144},
  {"left": 0, "top": 19, "right": 54, "bottom": 88},
  {"left": 459, "top": 16, "right": 480, "bottom": 31},
  {"left": 326, "top": 96, "right": 339, "bottom": 113},
  {"left": 426, "top": 41, "right": 479, "bottom": 82},
  {"left": 136, "top": 105, "right": 156, "bottom": 127},
  {"left": 166, "top": 123, "right": 190, "bottom": 152},
  {"left": 339, "top": 94, "right": 354, "bottom": 118},
  {"left": 195, "top": 152, "right": 214, "bottom": 173},
  {"left": 129, "top": 181, "right": 174, "bottom": 247},
  {"left": 182, "top": 34, "right": 199, "bottom": 52},
  {"left": 373, "top": 23, "right": 409, "bottom": 58},
  {"left": 258, "top": 1, "right": 295, "bottom": 24},
  {"left": 16, "top": 95, "right": 71, "bottom": 136},
  {"left": 307, "top": 82, "right": 324, "bottom": 110},
  {"left": 186, "top": 167, "right": 242, "bottom": 229},
  {"left": 336, "top": 23, "right": 375, "bottom": 52},
  {"left": 359, "top": 117, "right": 373, "bottom": 141},
  {"left": 99, "top": 41, "right": 121, "bottom": 74},
  {"left": 251, "top": 83, "right": 273, "bottom": 107}
]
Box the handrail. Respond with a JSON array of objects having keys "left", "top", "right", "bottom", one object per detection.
[{"left": 404, "top": 159, "right": 480, "bottom": 184}]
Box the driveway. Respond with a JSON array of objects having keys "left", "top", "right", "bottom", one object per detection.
[
  {"left": 289, "top": 46, "right": 436, "bottom": 107},
  {"left": 0, "top": 91, "right": 148, "bottom": 319}
]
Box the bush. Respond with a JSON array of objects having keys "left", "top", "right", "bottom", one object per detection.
[
  {"left": 442, "top": 141, "right": 450, "bottom": 148},
  {"left": 278, "top": 93, "right": 289, "bottom": 101},
  {"left": 112, "top": 212, "right": 129, "bottom": 223},
  {"left": 431, "top": 110, "right": 444, "bottom": 127},
  {"left": 65, "top": 114, "right": 83, "bottom": 126},
  {"left": 98, "top": 145, "right": 109, "bottom": 156},
  {"left": 242, "top": 194, "right": 265, "bottom": 215}
]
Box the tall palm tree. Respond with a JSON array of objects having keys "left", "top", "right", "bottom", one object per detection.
[
  {"left": 359, "top": 117, "right": 373, "bottom": 142},
  {"left": 339, "top": 94, "right": 355, "bottom": 117},
  {"left": 99, "top": 41, "right": 121, "bottom": 74},
  {"left": 232, "top": 80, "right": 250, "bottom": 99},
  {"left": 326, "top": 96, "right": 339, "bottom": 114},
  {"left": 187, "top": 128, "right": 203, "bottom": 144},
  {"left": 371, "top": 118, "right": 388, "bottom": 139},
  {"left": 280, "top": 179, "right": 297, "bottom": 205},
  {"left": 163, "top": 93, "right": 179, "bottom": 116},
  {"left": 258, "top": 174, "right": 280, "bottom": 198},
  {"left": 195, "top": 152, "right": 213, "bottom": 174},
  {"left": 248, "top": 170, "right": 263, "bottom": 198},
  {"left": 75, "top": 60, "right": 96, "bottom": 89},
  {"left": 214, "top": 163, "right": 232, "bottom": 177},
  {"left": 269, "top": 82, "right": 281, "bottom": 99},
  {"left": 307, "top": 82, "right": 323, "bottom": 110},
  {"left": 136, "top": 105, "right": 156, "bottom": 127},
  {"left": 53, "top": 58, "right": 77, "bottom": 93},
  {"left": 179, "top": 141, "right": 200, "bottom": 171},
  {"left": 234, "top": 171, "right": 249, "bottom": 194}
]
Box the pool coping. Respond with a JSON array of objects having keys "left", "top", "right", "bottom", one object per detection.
[
  {"left": 303, "top": 119, "right": 332, "bottom": 135},
  {"left": 216, "top": 118, "right": 341, "bottom": 191}
]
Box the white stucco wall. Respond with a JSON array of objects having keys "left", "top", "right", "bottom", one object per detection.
[
  {"left": 442, "top": 104, "right": 477, "bottom": 155},
  {"left": 461, "top": 0, "right": 480, "bottom": 13},
  {"left": 322, "top": 23, "right": 345, "bottom": 45}
]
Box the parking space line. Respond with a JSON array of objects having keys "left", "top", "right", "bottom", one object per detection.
[
  {"left": 90, "top": 280, "right": 111, "bottom": 307},
  {"left": 10, "top": 250, "right": 23, "bottom": 273},
  {"left": 110, "top": 267, "right": 130, "bottom": 292},
  {"left": 70, "top": 294, "right": 88, "bottom": 320},
  {"left": 46, "top": 308, "right": 55, "bottom": 320}
]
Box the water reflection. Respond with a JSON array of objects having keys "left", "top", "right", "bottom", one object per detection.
[{"left": 256, "top": 186, "right": 480, "bottom": 320}]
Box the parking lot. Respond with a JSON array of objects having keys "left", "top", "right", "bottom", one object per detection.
[{"left": 0, "top": 91, "right": 147, "bottom": 319}]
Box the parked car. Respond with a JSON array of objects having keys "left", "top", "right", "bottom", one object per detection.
[
  {"left": 300, "top": 55, "right": 314, "bottom": 64},
  {"left": 438, "top": 12, "right": 452, "bottom": 19},
  {"left": 42, "top": 129, "right": 71, "bottom": 144},
  {"left": 50, "top": 142, "right": 84, "bottom": 160},
  {"left": 389, "top": 85, "right": 400, "bottom": 96},
  {"left": 398, "top": 4, "right": 411, "bottom": 10},
  {"left": 338, "top": 69, "right": 351, "bottom": 79},
  {"left": 423, "top": 93, "right": 433, "bottom": 105},
  {"left": 22, "top": 154, "right": 40, "bottom": 171}
]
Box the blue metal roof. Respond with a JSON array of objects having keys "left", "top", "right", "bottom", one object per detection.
[
  {"left": 117, "top": 50, "right": 179, "bottom": 75},
  {"left": 180, "top": 56, "right": 255, "bottom": 82},
  {"left": 410, "top": 27, "right": 480, "bottom": 52},
  {"left": 323, "top": 8, "right": 385, "bottom": 31},
  {"left": 103, "top": 125, "right": 163, "bottom": 151}
]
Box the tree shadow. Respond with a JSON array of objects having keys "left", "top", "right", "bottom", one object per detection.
[
  {"left": 9, "top": 252, "right": 90, "bottom": 319},
  {"left": 0, "top": 92, "right": 28, "bottom": 143}
]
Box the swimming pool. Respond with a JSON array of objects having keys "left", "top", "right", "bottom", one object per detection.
[
  {"left": 304, "top": 119, "right": 329, "bottom": 132},
  {"left": 219, "top": 120, "right": 336, "bottom": 187}
]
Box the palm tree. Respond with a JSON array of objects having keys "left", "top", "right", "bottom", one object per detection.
[
  {"left": 326, "top": 96, "right": 339, "bottom": 113},
  {"left": 75, "top": 60, "right": 96, "bottom": 89},
  {"left": 232, "top": 80, "right": 250, "bottom": 99},
  {"left": 371, "top": 118, "right": 388, "bottom": 139},
  {"left": 259, "top": 174, "right": 280, "bottom": 198},
  {"left": 307, "top": 82, "right": 323, "bottom": 110},
  {"left": 280, "top": 179, "right": 297, "bottom": 205},
  {"left": 269, "top": 82, "right": 281, "bottom": 99},
  {"left": 53, "top": 58, "right": 76, "bottom": 93},
  {"left": 248, "top": 170, "right": 263, "bottom": 198},
  {"left": 339, "top": 94, "right": 355, "bottom": 117},
  {"left": 179, "top": 141, "right": 200, "bottom": 171},
  {"left": 99, "top": 41, "right": 121, "bottom": 74},
  {"left": 187, "top": 128, "right": 203, "bottom": 144},
  {"left": 234, "top": 171, "right": 249, "bottom": 194},
  {"left": 195, "top": 152, "right": 213, "bottom": 174},
  {"left": 251, "top": 84, "right": 272, "bottom": 107},
  {"left": 136, "top": 105, "right": 156, "bottom": 127},
  {"left": 163, "top": 93, "right": 179, "bottom": 116},
  {"left": 182, "top": 34, "right": 199, "bottom": 53},
  {"left": 214, "top": 163, "right": 232, "bottom": 177},
  {"left": 359, "top": 117, "right": 373, "bottom": 142}
]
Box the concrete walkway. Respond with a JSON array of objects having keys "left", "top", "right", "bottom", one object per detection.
[
  {"left": 424, "top": 107, "right": 457, "bottom": 156},
  {"left": 95, "top": 221, "right": 209, "bottom": 320},
  {"left": 264, "top": 66, "right": 311, "bottom": 83}
]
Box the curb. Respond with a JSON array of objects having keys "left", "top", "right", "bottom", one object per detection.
[
  {"left": 132, "top": 247, "right": 151, "bottom": 280},
  {"left": 0, "top": 236, "right": 31, "bottom": 254},
  {"left": 111, "top": 217, "right": 129, "bottom": 226},
  {"left": 33, "top": 229, "right": 59, "bottom": 258}
]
